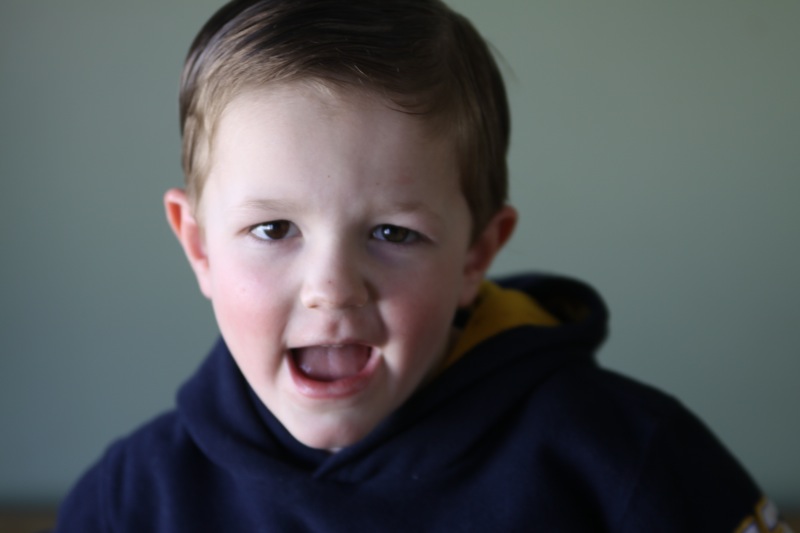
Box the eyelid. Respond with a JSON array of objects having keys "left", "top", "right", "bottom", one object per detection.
[{"left": 246, "top": 221, "right": 427, "bottom": 244}]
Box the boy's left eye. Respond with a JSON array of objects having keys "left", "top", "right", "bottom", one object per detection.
[{"left": 371, "top": 224, "right": 420, "bottom": 244}]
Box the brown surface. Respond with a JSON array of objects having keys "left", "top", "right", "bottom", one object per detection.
[
  {"left": 0, "top": 508, "right": 798, "bottom": 532},
  {"left": 0, "top": 509, "right": 56, "bottom": 533}
]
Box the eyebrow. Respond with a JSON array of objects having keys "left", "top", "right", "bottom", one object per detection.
[
  {"left": 233, "top": 198, "right": 302, "bottom": 213},
  {"left": 232, "top": 197, "right": 446, "bottom": 227},
  {"left": 384, "top": 200, "right": 446, "bottom": 224}
]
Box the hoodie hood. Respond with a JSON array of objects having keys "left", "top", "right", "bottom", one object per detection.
[
  {"left": 177, "top": 273, "right": 609, "bottom": 482},
  {"left": 59, "top": 272, "right": 764, "bottom": 532}
]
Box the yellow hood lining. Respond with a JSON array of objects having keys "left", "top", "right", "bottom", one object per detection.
[{"left": 441, "top": 280, "right": 559, "bottom": 371}]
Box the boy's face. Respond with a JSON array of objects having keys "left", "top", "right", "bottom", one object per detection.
[{"left": 167, "top": 84, "right": 512, "bottom": 451}]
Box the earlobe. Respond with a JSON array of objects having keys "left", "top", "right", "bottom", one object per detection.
[
  {"left": 163, "top": 188, "right": 213, "bottom": 299},
  {"left": 459, "top": 205, "right": 518, "bottom": 307}
]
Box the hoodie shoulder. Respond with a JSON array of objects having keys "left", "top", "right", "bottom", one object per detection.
[
  {"left": 55, "top": 411, "right": 207, "bottom": 532},
  {"left": 529, "top": 359, "right": 763, "bottom": 531}
]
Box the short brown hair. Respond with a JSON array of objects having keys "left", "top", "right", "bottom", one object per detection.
[{"left": 180, "top": 0, "right": 509, "bottom": 239}]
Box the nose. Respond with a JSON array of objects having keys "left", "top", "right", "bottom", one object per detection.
[{"left": 300, "top": 242, "right": 369, "bottom": 310}]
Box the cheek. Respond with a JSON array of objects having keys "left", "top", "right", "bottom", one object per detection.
[
  {"left": 208, "top": 255, "right": 288, "bottom": 359},
  {"left": 382, "top": 267, "right": 463, "bottom": 368}
]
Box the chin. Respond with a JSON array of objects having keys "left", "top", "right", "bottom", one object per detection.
[{"left": 290, "top": 416, "right": 378, "bottom": 452}]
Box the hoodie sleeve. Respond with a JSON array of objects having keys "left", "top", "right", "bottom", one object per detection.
[{"left": 53, "top": 459, "right": 110, "bottom": 533}]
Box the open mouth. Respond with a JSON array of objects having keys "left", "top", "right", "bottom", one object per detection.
[
  {"left": 289, "top": 343, "right": 380, "bottom": 399},
  {"left": 288, "top": 344, "right": 379, "bottom": 399},
  {"left": 291, "top": 344, "right": 373, "bottom": 382}
]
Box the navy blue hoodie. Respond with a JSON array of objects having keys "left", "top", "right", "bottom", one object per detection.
[{"left": 55, "top": 274, "right": 769, "bottom": 532}]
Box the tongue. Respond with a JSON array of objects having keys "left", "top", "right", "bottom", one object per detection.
[{"left": 293, "top": 345, "right": 371, "bottom": 381}]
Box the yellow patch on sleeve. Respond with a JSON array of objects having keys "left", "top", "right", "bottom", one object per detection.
[{"left": 735, "top": 497, "right": 793, "bottom": 533}]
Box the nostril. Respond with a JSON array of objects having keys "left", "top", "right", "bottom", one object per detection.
[
  {"left": 299, "top": 246, "right": 369, "bottom": 310},
  {"left": 301, "top": 276, "right": 369, "bottom": 310}
]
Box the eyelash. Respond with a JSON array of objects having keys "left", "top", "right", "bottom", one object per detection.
[{"left": 249, "top": 221, "right": 422, "bottom": 244}]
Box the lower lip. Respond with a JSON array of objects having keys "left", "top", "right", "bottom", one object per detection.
[{"left": 288, "top": 348, "right": 381, "bottom": 400}]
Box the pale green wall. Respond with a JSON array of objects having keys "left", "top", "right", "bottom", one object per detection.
[{"left": 1, "top": 0, "right": 798, "bottom": 508}]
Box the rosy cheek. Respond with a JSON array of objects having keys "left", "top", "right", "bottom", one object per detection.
[
  {"left": 391, "top": 293, "right": 452, "bottom": 356},
  {"left": 212, "top": 262, "right": 268, "bottom": 337}
]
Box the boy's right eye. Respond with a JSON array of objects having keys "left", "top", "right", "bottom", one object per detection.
[{"left": 250, "top": 220, "right": 296, "bottom": 241}]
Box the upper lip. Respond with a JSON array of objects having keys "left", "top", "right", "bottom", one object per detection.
[{"left": 289, "top": 339, "right": 374, "bottom": 350}]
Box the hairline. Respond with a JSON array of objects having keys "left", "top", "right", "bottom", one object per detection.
[{"left": 179, "top": 0, "right": 510, "bottom": 242}]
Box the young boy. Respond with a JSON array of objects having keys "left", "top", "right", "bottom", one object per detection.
[{"left": 56, "top": 0, "right": 787, "bottom": 531}]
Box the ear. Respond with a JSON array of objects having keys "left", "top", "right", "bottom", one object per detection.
[
  {"left": 164, "top": 188, "right": 213, "bottom": 299},
  {"left": 459, "top": 205, "right": 518, "bottom": 307}
]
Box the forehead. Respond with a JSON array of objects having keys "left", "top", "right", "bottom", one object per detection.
[
  {"left": 216, "top": 82, "right": 445, "bottom": 148},
  {"left": 206, "top": 83, "right": 461, "bottom": 201}
]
